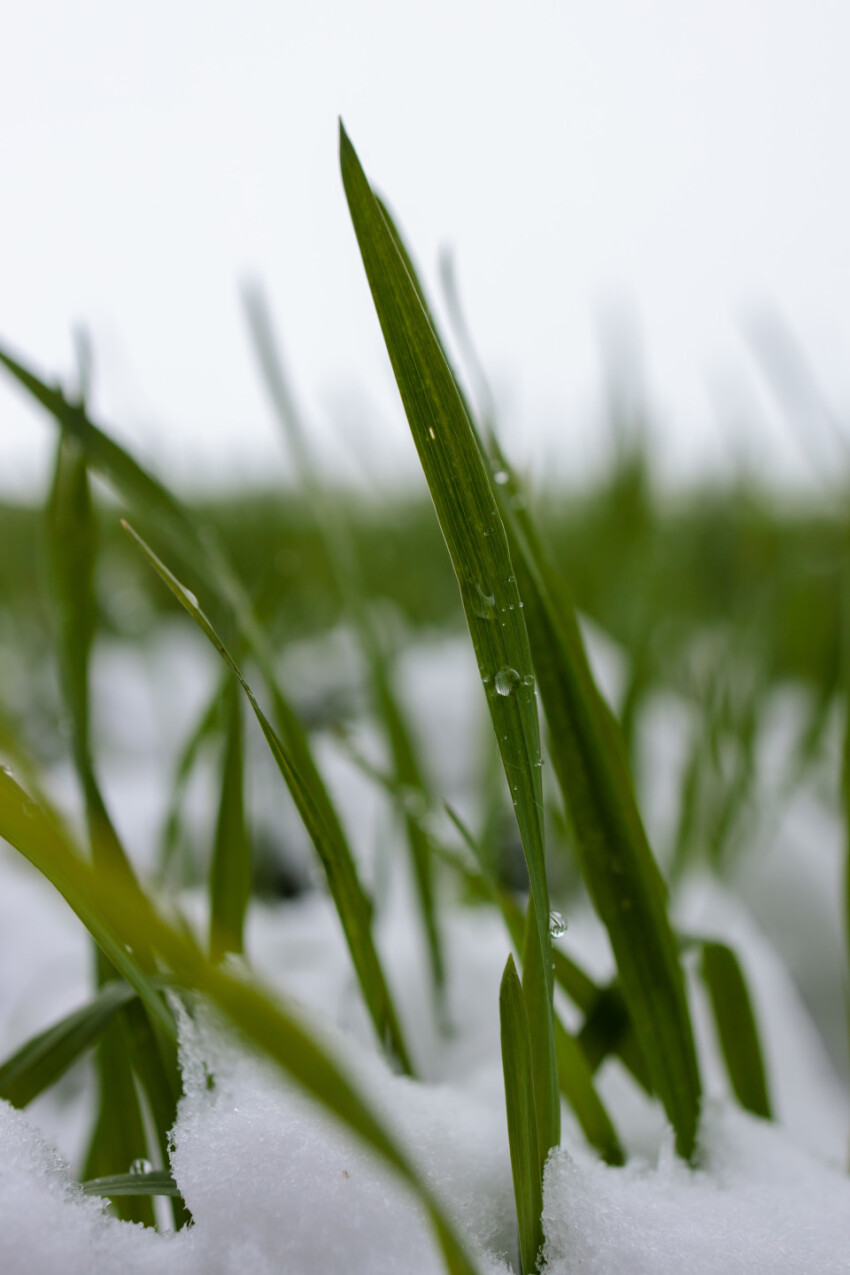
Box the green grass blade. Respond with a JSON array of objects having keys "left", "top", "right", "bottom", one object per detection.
[
  {"left": 210, "top": 676, "right": 251, "bottom": 959},
  {"left": 123, "top": 522, "right": 415, "bottom": 1075},
  {"left": 490, "top": 456, "right": 702, "bottom": 1159},
  {"left": 159, "top": 673, "right": 228, "bottom": 881},
  {"left": 243, "top": 284, "right": 444, "bottom": 994},
  {"left": 0, "top": 785, "right": 478, "bottom": 1275},
  {"left": 700, "top": 940, "right": 772, "bottom": 1119},
  {"left": 0, "top": 981, "right": 136, "bottom": 1108},
  {"left": 339, "top": 121, "right": 558, "bottom": 1159},
  {"left": 499, "top": 955, "right": 543, "bottom": 1275},
  {"left": 81, "top": 1170, "right": 183, "bottom": 1200},
  {"left": 553, "top": 1015, "right": 624, "bottom": 1166}
]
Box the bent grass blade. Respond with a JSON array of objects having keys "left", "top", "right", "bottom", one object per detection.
[{"left": 123, "top": 522, "right": 414, "bottom": 1076}]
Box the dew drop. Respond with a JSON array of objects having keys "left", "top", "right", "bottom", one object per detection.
[
  {"left": 522, "top": 673, "right": 535, "bottom": 688},
  {"left": 493, "top": 469, "right": 509, "bottom": 486},
  {"left": 182, "top": 587, "right": 199, "bottom": 609},
  {"left": 548, "top": 910, "right": 567, "bottom": 939},
  {"left": 468, "top": 583, "right": 496, "bottom": 621},
  {"left": 130, "top": 1158, "right": 152, "bottom": 1175},
  {"left": 494, "top": 667, "right": 520, "bottom": 696},
  {"left": 428, "top": 427, "right": 436, "bottom": 440}
]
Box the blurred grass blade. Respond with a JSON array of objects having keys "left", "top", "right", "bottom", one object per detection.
[
  {"left": 81, "top": 1171, "right": 183, "bottom": 1200},
  {"left": 491, "top": 455, "right": 702, "bottom": 1159},
  {"left": 576, "top": 983, "right": 653, "bottom": 1094},
  {"left": 700, "top": 940, "right": 772, "bottom": 1119},
  {"left": 210, "top": 676, "right": 251, "bottom": 959},
  {"left": 123, "top": 521, "right": 414, "bottom": 1076},
  {"left": 0, "top": 981, "right": 136, "bottom": 1108},
  {"left": 0, "top": 782, "right": 478, "bottom": 1275},
  {"left": 499, "top": 955, "right": 543, "bottom": 1275},
  {"left": 340, "top": 121, "right": 558, "bottom": 1159},
  {"left": 243, "top": 284, "right": 444, "bottom": 995},
  {"left": 159, "top": 673, "right": 229, "bottom": 880}
]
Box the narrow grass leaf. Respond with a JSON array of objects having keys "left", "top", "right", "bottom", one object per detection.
[
  {"left": 243, "top": 284, "right": 444, "bottom": 993},
  {"left": 489, "top": 455, "right": 702, "bottom": 1159},
  {"left": 210, "top": 677, "right": 251, "bottom": 959},
  {"left": 0, "top": 981, "right": 136, "bottom": 1108},
  {"left": 123, "top": 522, "right": 414, "bottom": 1075},
  {"left": 340, "top": 121, "right": 558, "bottom": 1159},
  {"left": 700, "top": 940, "right": 772, "bottom": 1119},
  {"left": 553, "top": 1015, "right": 624, "bottom": 1166},
  {"left": 499, "top": 955, "right": 543, "bottom": 1275}
]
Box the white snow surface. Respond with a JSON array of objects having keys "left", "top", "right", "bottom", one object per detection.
[{"left": 2, "top": 630, "right": 850, "bottom": 1272}]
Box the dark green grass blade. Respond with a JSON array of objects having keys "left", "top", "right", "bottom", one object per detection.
[
  {"left": 210, "top": 677, "right": 251, "bottom": 959},
  {"left": 0, "top": 782, "right": 478, "bottom": 1275},
  {"left": 159, "top": 674, "right": 228, "bottom": 881},
  {"left": 576, "top": 983, "right": 653, "bottom": 1093},
  {"left": 553, "top": 1015, "right": 624, "bottom": 1166},
  {"left": 81, "top": 1170, "right": 183, "bottom": 1200},
  {"left": 499, "top": 956, "right": 543, "bottom": 1275},
  {"left": 700, "top": 940, "right": 772, "bottom": 1119},
  {"left": 0, "top": 981, "right": 136, "bottom": 1108},
  {"left": 340, "top": 122, "right": 558, "bottom": 1159},
  {"left": 491, "top": 457, "right": 701, "bottom": 1160},
  {"left": 243, "top": 284, "right": 444, "bottom": 994},
  {"left": 124, "top": 523, "right": 414, "bottom": 1075}
]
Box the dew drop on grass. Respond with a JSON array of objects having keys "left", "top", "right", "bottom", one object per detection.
[
  {"left": 493, "top": 469, "right": 509, "bottom": 485},
  {"left": 130, "top": 1158, "right": 152, "bottom": 1175},
  {"left": 182, "top": 587, "right": 199, "bottom": 610},
  {"left": 548, "top": 911, "right": 567, "bottom": 938},
  {"left": 494, "top": 667, "right": 520, "bottom": 696},
  {"left": 522, "top": 673, "right": 535, "bottom": 688},
  {"left": 469, "top": 583, "right": 496, "bottom": 621}
]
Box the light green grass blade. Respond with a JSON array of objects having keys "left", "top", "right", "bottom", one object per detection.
[
  {"left": 81, "top": 1171, "right": 183, "bottom": 1200},
  {"left": 123, "top": 522, "right": 414, "bottom": 1075},
  {"left": 159, "top": 674, "right": 229, "bottom": 881},
  {"left": 700, "top": 940, "right": 772, "bottom": 1119},
  {"left": 0, "top": 981, "right": 136, "bottom": 1108},
  {"left": 499, "top": 955, "right": 543, "bottom": 1275},
  {"left": 339, "top": 121, "right": 558, "bottom": 1159},
  {"left": 0, "top": 783, "right": 478, "bottom": 1275},
  {"left": 243, "top": 284, "right": 444, "bottom": 994},
  {"left": 210, "top": 677, "right": 251, "bottom": 959},
  {"left": 490, "top": 456, "right": 702, "bottom": 1160}
]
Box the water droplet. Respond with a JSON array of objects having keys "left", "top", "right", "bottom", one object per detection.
[
  {"left": 130, "top": 1158, "right": 152, "bottom": 1175},
  {"left": 428, "top": 427, "right": 436, "bottom": 440},
  {"left": 493, "top": 469, "right": 509, "bottom": 486},
  {"left": 548, "top": 910, "right": 567, "bottom": 938},
  {"left": 467, "top": 582, "right": 496, "bottom": 621},
  {"left": 522, "top": 673, "right": 535, "bottom": 688},
  {"left": 182, "top": 587, "right": 199, "bottom": 609},
  {"left": 495, "top": 667, "right": 520, "bottom": 696}
]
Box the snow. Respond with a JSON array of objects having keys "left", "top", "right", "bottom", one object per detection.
[{"left": 2, "top": 629, "right": 850, "bottom": 1273}]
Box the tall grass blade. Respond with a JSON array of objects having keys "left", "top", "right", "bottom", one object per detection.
[
  {"left": 81, "top": 1171, "right": 184, "bottom": 1201},
  {"left": 499, "top": 955, "right": 543, "bottom": 1274},
  {"left": 0, "top": 981, "right": 136, "bottom": 1108},
  {"left": 0, "top": 781, "right": 478, "bottom": 1275},
  {"left": 123, "top": 522, "right": 414, "bottom": 1075},
  {"left": 339, "top": 121, "right": 558, "bottom": 1160},
  {"left": 210, "top": 676, "right": 251, "bottom": 959},
  {"left": 700, "top": 940, "right": 772, "bottom": 1119},
  {"left": 243, "top": 284, "right": 444, "bottom": 994}
]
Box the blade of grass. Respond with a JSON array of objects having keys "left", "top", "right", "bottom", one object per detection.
[
  {"left": 0, "top": 779, "right": 478, "bottom": 1275},
  {"left": 123, "top": 522, "right": 414, "bottom": 1075},
  {"left": 700, "top": 939, "right": 772, "bottom": 1119},
  {"left": 210, "top": 676, "right": 251, "bottom": 959},
  {"left": 243, "top": 284, "right": 444, "bottom": 995},
  {"left": 0, "top": 981, "right": 136, "bottom": 1108},
  {"left": 340, "top": 121, "right": 558, "bottom": 1161},
  {"left": 499, "top": 955, "right": 543, "bottom": 1274}
]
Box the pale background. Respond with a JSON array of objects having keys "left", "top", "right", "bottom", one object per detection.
[{"left": 2, "top": 0, "right": 849, "bottom": 494}]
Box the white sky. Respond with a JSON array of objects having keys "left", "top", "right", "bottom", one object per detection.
[{"left": 2, "top": 0, "right": 850, "bottom": 496}]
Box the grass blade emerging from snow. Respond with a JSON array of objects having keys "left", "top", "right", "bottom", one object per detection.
[
  {"left": 499, "top": 955, "right": 543, "bottom": 1274},
  {"left": 0, "top": 981, "right": 136, "bottom": 1108},
  {"left": 340, "top": 121, "right": 558, "bottom": 1161},
  {"left": 123, "top": 522, "right": 414, "bottom": 1075},
  {"left": 700, "top": 940, "right": 772, "bottom": 1119},
  {"left": 81, "top": 1171, "right": 183, "bottom": 1200}
]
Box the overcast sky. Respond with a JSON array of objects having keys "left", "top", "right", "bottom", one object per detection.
[{"left": 3, "top": 0, "right": 850, "bottom": 496}]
